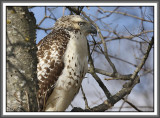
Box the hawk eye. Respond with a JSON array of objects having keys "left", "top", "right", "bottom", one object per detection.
[{"left": 78, "top": 22, "right": 85, "bottom": 26}]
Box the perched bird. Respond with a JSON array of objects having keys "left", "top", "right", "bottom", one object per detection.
[{"left": 37, "top": 15, "right": 97, "bottom": 111}]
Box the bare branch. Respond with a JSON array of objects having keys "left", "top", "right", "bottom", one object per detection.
[
  {"left": 71, "top": 76, "right": 140, "bottom": 112},
  {"left": 82, "top": 11, "right": 117, "bottom": 75},
  {"left": 98, "top": 7, "right": 153, "bottom": 23},
  {"left": 66, "top": 7, "right": 84, "bottom": 15},
  {"left": 131, "top": 36, "right": 154, "bottom": 80},
  {"left": 87, "top": 41, "right": 112, "bottom": 100},
  {"left": 36, "top": 26, "right": 53, "bottom": 31},
  {"left": 95, "top": 7, "right": 119, "bottom": 21},
  {"left": 122, "top": 98, "right": 142, "bottom": 112},
  {"left": 81, "top": 86, "right": 90, "bottom": 109}
]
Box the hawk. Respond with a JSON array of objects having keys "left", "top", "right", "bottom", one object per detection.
[{"left": 37, "top": 15, "right": 97, "bottom": 111}]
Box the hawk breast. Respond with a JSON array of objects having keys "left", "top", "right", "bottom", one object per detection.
[{"left": 44, "top": 30, "right": 88, "bottom": 111}]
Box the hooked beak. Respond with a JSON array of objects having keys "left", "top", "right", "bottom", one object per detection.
[{"left": 89, "top": 25, "right": 97, "bottom": 36}]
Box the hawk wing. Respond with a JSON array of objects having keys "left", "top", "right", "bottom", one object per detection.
[{"left": 37, "top": 29, "right": 70, "bottom": 111}]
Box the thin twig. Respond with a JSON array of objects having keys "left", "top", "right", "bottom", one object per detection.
[
  {"left": 104, "top": 77, "right": 130, "bottom": 81},
  {"left": 95, "top": 7, "right": 119, "bottom": 21},
  {"left": 71, "top": 76, "right": 140, "bottom": 112},
  {"left": 119, "top": 95, "right": 128, "bottom": 111},
  {"left": 123, "top": 25, "right": 150, "bottom": 43},
  {"left": 36, "top": 26, "right": 53, "bottom": 31},
  {"left": 89, "top": 49, "right": 153, "bottom": 75},
  {"left": 122, "top": 98, "right": 142, "bottom": 112},
  {"left": 45, "top": 6, "right": 47, "bottom": 16},
  {"left": 47, "top": 7, "right": 57, "bottom": 21},
  {"left": 131, "top": 36, "right": 154, "bottom": 80},
  {"left": 87, "top": 41, "right": 112, "bottom": 100},
  {"left": 82, "top": 11, "right": 117, "bottom": 75},
  {"left": 89, "top": 68, "right": 132, "bottom": 80},
  {"left": 98, "top": 7, "right": 153, "bottom": 23},
  {"left": 66, "top": 7, "right": 84, "bottom": 15},
  {"left": 81, "top": 86, "right": 90, "bottom": 109},
  {"left": 102, "top": 30, "right": 153, "bottom": 43}
]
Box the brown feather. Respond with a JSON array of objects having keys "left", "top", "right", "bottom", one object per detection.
[{"left": 37, "top": 29, "right": 70, "bottom": 111}]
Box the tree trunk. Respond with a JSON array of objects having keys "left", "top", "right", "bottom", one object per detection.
[{"left": 6, "top": 7, "right": 38, "bottom": 112}]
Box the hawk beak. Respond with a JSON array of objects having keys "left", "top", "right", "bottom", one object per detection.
[{"left": 89, "top": 25, "right": 97, "bottom": 36}]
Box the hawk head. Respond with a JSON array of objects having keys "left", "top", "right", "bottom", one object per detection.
[{"left": 54, "top": 15, "right": 97, "bottom": 36}]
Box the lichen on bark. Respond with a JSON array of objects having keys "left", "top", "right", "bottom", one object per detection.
[{"left": 6, "top": 7, "right": 38, "bottom": 111}]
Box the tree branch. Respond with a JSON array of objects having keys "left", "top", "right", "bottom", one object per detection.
[
  {"left": 131, "top": 36, "right": 154, "bottom": 80},
  {"left": 98, "top": 7, "right": 153, "bottom": 23},
  {"left": 82, "top": 11, "right": 117, "bottom": 75},
  {"left": 87, "top": 42, "right": 112, "bottom": 100},
  {"left": 71, "top": 36, "right": 153, "bottom": 112}
]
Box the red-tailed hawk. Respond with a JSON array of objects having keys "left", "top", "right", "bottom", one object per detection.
[{"left": 37, "top": 15, "right": 97, "bottom": 111}]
